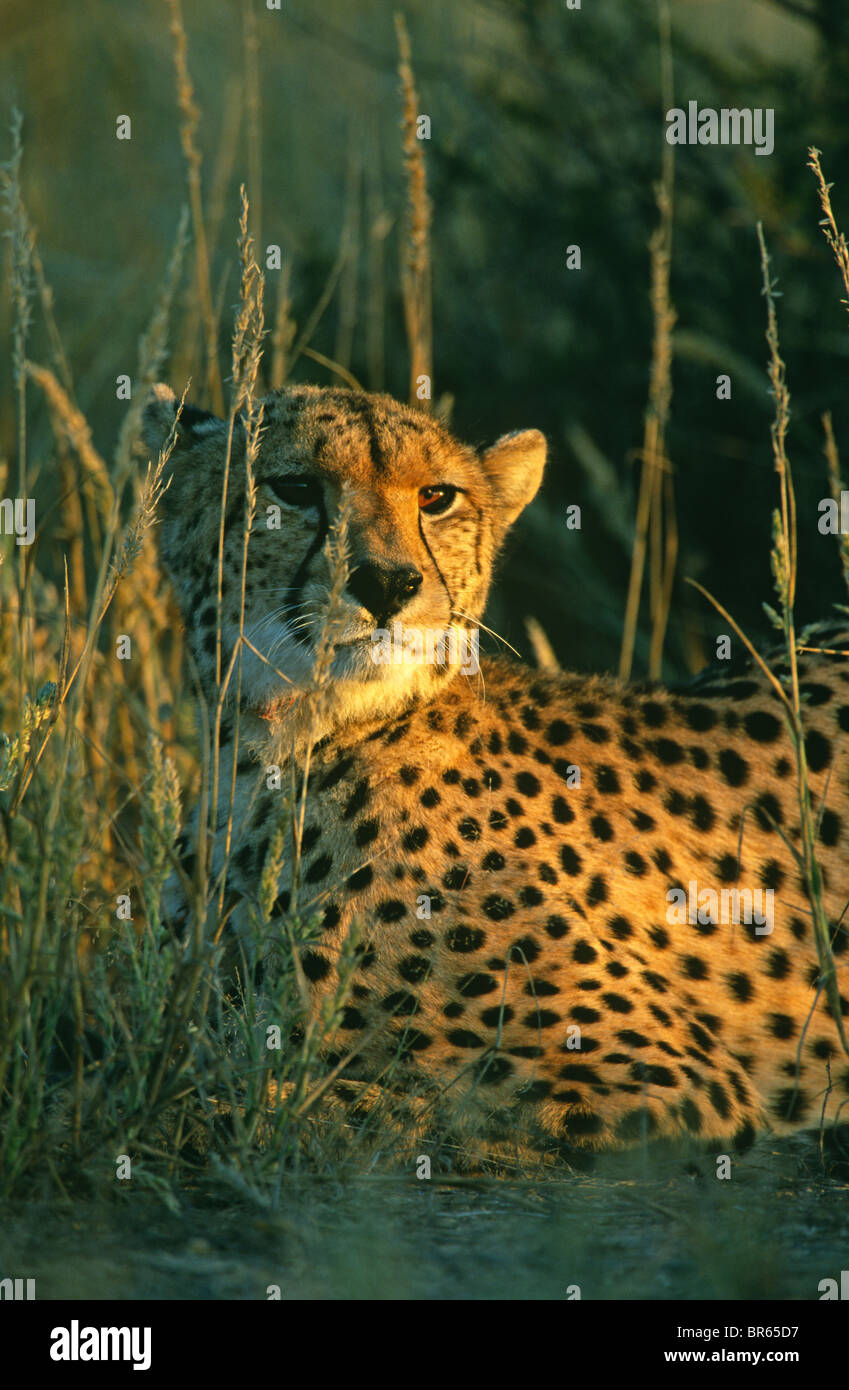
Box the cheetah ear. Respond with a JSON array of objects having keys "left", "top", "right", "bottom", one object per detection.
[
  {"left": 141, "top": 382, "right": 227, "bottom": 455},
  {"left": 481, "top": 429, "right": 546, "bottom": 527}
]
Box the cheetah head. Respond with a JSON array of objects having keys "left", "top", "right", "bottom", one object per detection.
[{"left": 142, "top": 384, "right": 545, "bottom": 730}]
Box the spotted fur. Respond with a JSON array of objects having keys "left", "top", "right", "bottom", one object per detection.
[{"left": 143, "top": 383, "right": 849, "bottom": 1155}]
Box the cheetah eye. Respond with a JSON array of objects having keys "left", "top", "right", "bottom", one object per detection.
[
  {"left": 419, "top": 484, "right": 458, "bottom": 516},
  {"left": 267, "top": 476, "right": 323, "bottom": 509}
]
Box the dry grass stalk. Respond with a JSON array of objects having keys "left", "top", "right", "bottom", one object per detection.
[
  {"left": 619, "top": 0, "right": 676, "bottom": 681},
  {"left": 822, "top": 412, "right": 849, "bottom": 596},
  {"left": 166, "top": 0, "right": 224, "bottom": 416},
  {"left": 808, "top": 146, "right": 849, "bottom": 315},
  {"left": 1, "top": 109, "right": 36, "bottom": 687},
  {"left": 210, "top": 187, "right": 266, "bottom": 923},
  {"left": 395, "top": 12, "right": 433, "bottom": 412},
  {"left": 25, "top": 362, "right": 113, "bottom": 513},
  {"left": 757, "top": 221, "right": 847, "bottom": 1059}
]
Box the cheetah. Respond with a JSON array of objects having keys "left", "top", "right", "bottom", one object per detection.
[{"left": 143, "top": 382, "right": 849, "bottom": 1157}]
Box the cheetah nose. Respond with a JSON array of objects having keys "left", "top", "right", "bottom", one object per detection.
[{"left": 346, "top": 562, "right": 423, "bottom": 620}]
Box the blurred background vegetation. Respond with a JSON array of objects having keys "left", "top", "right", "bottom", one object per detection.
[{"left": 3, "top": 0, "right": 849, "bottom": 678}]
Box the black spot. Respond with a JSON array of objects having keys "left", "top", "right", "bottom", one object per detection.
[
  {"left": 769, "top": 1013, "right": 795, "bottom": 1039},
  {"left": 301, "top": 951, "right": 331, "bottom": 981},
  {"left": 447, "top": 1029, "right": 485, "bottom": 1049},
  {"left": 726, "top": 972, "right": 753, "bottom": 1002},
  {"left": 652, "top": 738, "right": 684, "bottom": 765},
  {"left": 744, "top": 710, "right": 781, "bottom": 742},
  {"left": 442, "top": 1001, "right": 464, "bottom": 1019},
  {"left": 342, "top": 779, "right": 371, "bottom": 818},
  {"left": 476, "top": 1004, "right": 514, "bottom": 1033},
  {"left": 398, "top": 955, "right": 431, "bottom": 984},
  {"left": 559, "top": 1062, "right": 603, "bottom": 1083},
  {"left": 519, "top": 885, "right": 544, "bottom": 907},
  {"left": 682, "top": 955, "right": 709, "bottom": 981},
  {"left": 482, "top": 851, "right": 506, "bottom": 872},
  {"left": 591, "top": 814, "right": 614, "bottom": 842},
  {"left": 805, "top": 729, "right": 831, "bottom": 773},
  {"left": 400, "top": 765, "right": 420, "bottom": 785},
  {"left": 457, "top": 972, "right": 498, "bottom": 997},
  {"left": 546, "top": 719, "right": 571, "bottom": 744},
  {"left": 443, "top": 865, "right": 470, "bottom": 891},
  {"left": 771, "top": 1087, "right": 809, "bottom": 1123},
  {"left": 571, "top": 1005, "right": 600, "bottom": 1023},
  {"left": 545, "top": 915, "right": 570, "bottom": 938},
  {"left": 347, "top": 866, "right": 373, "bottom": 892},
  {"left": 820, "top": 809, "right": 841, "bottom": 847},
  {"left": 508, "top": 935, "right": 541, "bottom": 963},
  {"left": 552, "top": 796, "right": 575, "bottom": 824},
  {"left": 381, "top": 991, "right": 419, "bottom": 1015},
  {"left": 602, "top": 993, "right": 633, "bottom": 1014},
  {"left": 630, "top": 1062, "right": 676, "bottom": 1087},
  {"left": 516, "top": 1077, "right": 551, "bottom": 1097},
  {"left": 635, "top": 769, "right": 656, "bottom": 792},
  {"left": 632, "top": 810, "right": 655, "bottom": 832},
  {"left": 515, "top": 826, "right": 536, "bottom": 848},
  {"left": 445, "top": 925, "right": 486, "bottom": 952},
  {"left": 586, "top": 874, "right": 607, "bottom": 906},
  {"left": 581, "top": 723, "right": 610, "bottom": 744},
  {"left": 624, "top": 850, "right": 647, "bottom": 876},
  {"left": 355, "top": 818, "right": 380, "bottom": 847},
  {"left": 420, "top": 786, "right": 441, "bottom": 808},
  {"left": 648, "top": 925, "right": 669, "bottom": 949},
  {"left": 608, "top": 915, "right": 633, "bottom": 940},
  {"left": 305, "top": 853, "right": 334, "bottom": 884},
  {"left": 475, "top": 1055, "right": 514, "bottom": 1085},
  {"left": 617, "top": 1029, "right": 650, "bottom": 1048},
  {"left": 376, "top": 899, "right": 407, "bottom": 922},
  {"left": 690, "top": 796, "right": 715, "bottom": 833},
  {"left": 572, "top": 939, "right": 597, "bottom": 964},
  {"left": 515, "top": 771, "right": 540, "bottom": 797},
  {"left": 596, "top": 765, "right": 621, "bottom": 793},
  {"left": 483, "top": 894, "right": 515, "bottom": 921},
  {"left": 528, "top": 979, "right": 560, "bottom": 996},
  {"left": 765, "top": 947, "right": 790, "bottom": 980},
  {"left": 683, "top": 703, "right": 717, "bottom": 732},
  {"left": 718, "top": 749, "right": 749, "bottom": 786},
  {"left": 680, "top": 1098, "right": 702, "bottom": 1133},
  {"left": 403, "top": 826, "right": 429, "bottom": 851},
  {"left": 560, "top": 846, "right": 583, "bottom": 876},
  {"left": 761, "top": 859, "right": 784, "bottom": 891},
  {"left": 523, "top": 1009, "right": 561, "bottom": 1028}
]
